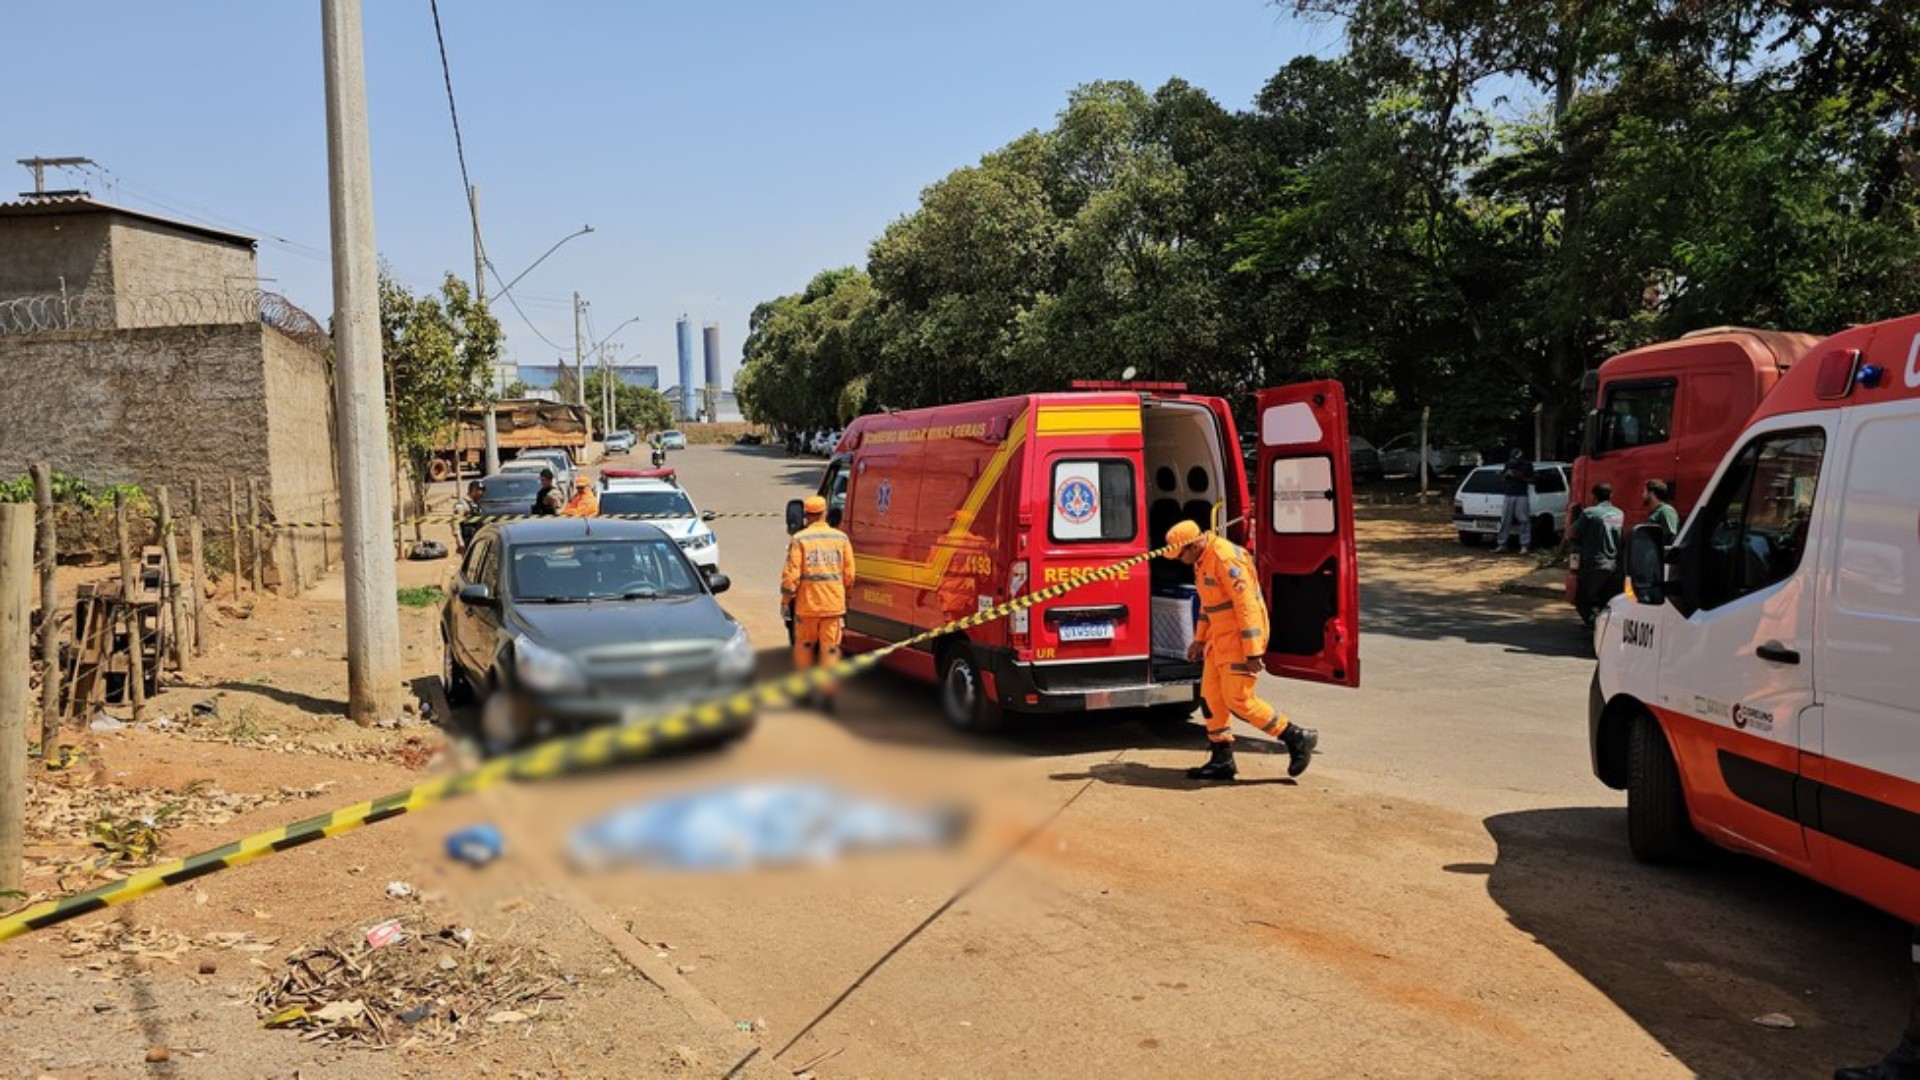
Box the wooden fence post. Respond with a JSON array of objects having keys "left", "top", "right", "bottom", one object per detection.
[
  {"left": 31, "top": 464, "right": 58, "bottom": 759},
  {"left": 228, "top": 478, "right": 242, "bottom": 602},
  {"left": 0, "top": 504, "right": 33, "bottom": 891},
  {"left": 114, "top": 492, "right": 145, "bottom": 722},
  {"left": 247, "top": 479, "right": 263, "bottom": 593},
  {"left": 157, "top": 487, "right": 188, "bottom": 673},
  {"left": 188, "top": 481, "right": 206, "bottom": 658}
]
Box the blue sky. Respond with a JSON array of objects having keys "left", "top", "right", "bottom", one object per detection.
[{"left": 4, "top": 2, "right": 1338, "bottom": 387}]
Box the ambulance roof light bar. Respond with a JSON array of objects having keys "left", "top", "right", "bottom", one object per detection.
[{"left": 1070, "top": 379, "right": 1189, "bottom": 393}]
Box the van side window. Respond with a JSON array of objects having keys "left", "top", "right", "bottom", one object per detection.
[
  {"left": 1533, "top": 467, "right": 1567, "bottom": 495},
  {"left": 1602, "top": 380, "right": 1676, "bottom": 451},
  {"left": 1049, "top": 460, "right": 1137, "bottom": 543},
  {"left": 1695, "top": 429, "right": 1824, "bottom": 610}
]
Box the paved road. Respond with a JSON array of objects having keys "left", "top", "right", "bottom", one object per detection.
[{"left": 530, "top": 444, "right": 1911, "bottom": 1078}]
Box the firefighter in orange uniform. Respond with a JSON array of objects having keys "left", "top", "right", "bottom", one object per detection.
[
  {"left": 782, "top": 495, "right": 855, "bottom": 712},
  {"left": 559, "top": 475, "right": 599, "bottom": 517},
  {"left": 1163, "top": 519, "right": 1318, "bottom": 781}
]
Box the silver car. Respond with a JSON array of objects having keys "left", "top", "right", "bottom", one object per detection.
[{"left": 1377, "top": 432, "right": 1482, "bottom": 477}]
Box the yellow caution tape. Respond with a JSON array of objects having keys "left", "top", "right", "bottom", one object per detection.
[{"left": 0, "top": 519, "right": 1235, "bottom": 942}]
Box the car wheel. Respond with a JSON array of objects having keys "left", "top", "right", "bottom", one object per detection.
[
  {"left": 1627, "top": 711, "right": 1701, "bottom": 864},
  {"left": 1458, "top": 532, "right": 1483, "bottom": 547},
  {"left": 479, "top": 691, "right": 521, "bottom": 759},
  {"left": 939, "top": 643, "right": 1004, "bottom": 734},
  {"left": 442, "top": 636, "right": 474, "bottom": 706}
]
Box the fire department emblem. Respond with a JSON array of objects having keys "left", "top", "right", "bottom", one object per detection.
[
  {"left": 875, "top": 478, "right": 893, "bottom": 514},
  {"left": 1056, "top": 477, "right": 1098, "bottom": 525}
]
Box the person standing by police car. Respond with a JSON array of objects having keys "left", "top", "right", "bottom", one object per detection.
[
  {"left": 781, "top": 495, "right": 856, "bottom": 713},
  {"left": 1163, "top": 520, "right": 1318, "bottom": 781}
]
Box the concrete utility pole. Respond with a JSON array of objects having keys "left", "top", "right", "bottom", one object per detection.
[
  {"left": 573, "top": 292, "right": 588, "bottom": 409},
  {"left": 0, "top": 505, "right": 30, "bottom": 892},
  {"left": 472, "top": 183, "right": 501, "bottom": 475},
  {"left": 321, "top": 0, "right": 403, "bottom": 726}
]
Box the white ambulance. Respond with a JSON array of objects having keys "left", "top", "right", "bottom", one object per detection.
[{"left": 1592, "top": 311, "right": 1920, "bottom": 924}]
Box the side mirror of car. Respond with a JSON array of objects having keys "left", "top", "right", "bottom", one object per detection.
[
  {"left": 1626, "top": 525, "right": 1667, "bottom": 606},
  {"left": 701, "top": 510, "right": 718, "bottom": 522},
  {"left": 784, "top": 499, "right": 805, "bottom": 535},
  {"left": 458, "top": 582, "right": 497, "bottom": 607},
  {"left": 706, "top": 573, "right": 731, "bottom": 595}
]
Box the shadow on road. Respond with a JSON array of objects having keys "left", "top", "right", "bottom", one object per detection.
[
  {"left": 1364, "top": 578, "right": 1590, "bottom": 659},
  {"left": 213, "top": 680, "right": 346, "bottom": 717},
  {"left": 1482, "top": 806, "right": 1910, "bottom": 1077},
  {"left": 1048, "top": 760, "right": 1298, "bottom": 791},
  {"left": 750, "top": 646, "right": 1213, "bottom": 759}
]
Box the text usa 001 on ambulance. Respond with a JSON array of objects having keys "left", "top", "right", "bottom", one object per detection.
[
  {"left": 784, "top": 379, "right": 1361, "bottom": 734},
  {"left": 1594, "top": 311, "right": 1920, "bottom": 924}
]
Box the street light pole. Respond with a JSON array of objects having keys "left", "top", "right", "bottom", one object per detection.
[
  {"left": 320, "top": 0, "right": 403, "bottom": 726},
  {"left": 471, "top": 183, "right": 500, "bottom": 475}
]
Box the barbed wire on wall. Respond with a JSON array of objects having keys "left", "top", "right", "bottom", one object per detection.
[{"left": 0, "top": 289, "right": 330, "bottom": 354}]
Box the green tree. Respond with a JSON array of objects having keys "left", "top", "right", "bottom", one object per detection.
[
  {"left": 582, "top": 369, "right": 675, "bottom": 435},
  {"left": 379, "top": 271, "right": 502, "bottom": 523}
]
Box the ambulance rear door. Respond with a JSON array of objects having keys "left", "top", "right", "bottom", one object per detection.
[{"left": 1252, "top": 381, "right": 1360, "bottom": 687}]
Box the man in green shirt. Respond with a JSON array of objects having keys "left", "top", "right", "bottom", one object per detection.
[
  {"left": 1571, "top": 482, "right": 1625, "bottom": 628},
  {"left": 1643, "top": 479, "right": 1680, "bottom": 545}
]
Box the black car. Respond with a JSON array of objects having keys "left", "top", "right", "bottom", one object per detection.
[
  {"left": 441, "top": 518, "right": 756, "bottom": 754},
  {"left": 461, "top": 473, "right": 550, "bottom": 547}
]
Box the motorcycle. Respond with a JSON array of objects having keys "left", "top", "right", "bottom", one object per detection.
[{"left": 650, "top": 446, "right": 668, "bottom": 467}]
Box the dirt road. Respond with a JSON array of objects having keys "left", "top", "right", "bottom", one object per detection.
[{"left": 2, "top": 444, "right": 1909, "bottom": 1077}]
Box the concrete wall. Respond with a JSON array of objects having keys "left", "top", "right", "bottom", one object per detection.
[
  {"left": 0, "top": 321, "right": 342, "bottom": 594},
  {"left": 108, "top": 219, "right": 258, "bottom": 328},
  {"left": 0, "top": 212, "right": 113, "bottom": 301},
  {"left": 260, "top": 325, "right": 340, "bottom": 595}
]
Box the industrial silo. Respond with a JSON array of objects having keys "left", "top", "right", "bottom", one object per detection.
[
  {"left": 701, "top": 322, "right": 721, "bottom": 420},
  {"left": 675, "top": 317, "right": 694, "bottom": 421}
]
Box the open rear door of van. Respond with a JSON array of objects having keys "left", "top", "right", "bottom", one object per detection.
[{"left": 1253, "top": 381, "right": 1360, "bottom": 687}]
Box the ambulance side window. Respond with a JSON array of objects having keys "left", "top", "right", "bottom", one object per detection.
[
  {"left": 1694, "top": 429, "right": 1824, "bottom": 611},
  {"left": 1049, "top": 459, "right": 1137, "bottom": 543}
]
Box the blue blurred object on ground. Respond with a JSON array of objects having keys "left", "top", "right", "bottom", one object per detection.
[
  {"left": 446, "top": 823, "right": 504, "bottom": 866},
  {"left": 567, "top": 783, "right": 967, "bottom": 872}
]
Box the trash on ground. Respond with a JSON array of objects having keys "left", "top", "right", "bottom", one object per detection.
[
  {"left": 89, "top": 712, "right": 126, "bottom": 732},
  {"left": 446, "top": 823, "right": 503, "bottom": 867},
  {"left": 365, "top": 919, "right": 407, "bottom": 949},
  {"left": 256, "top": 918, "right": 568, "bottom": 1047},
  {"left": 385, "top": 881, "right": 414, "bottom": 900},
  {"left": 566, "top": 781, "right": 968, "bottom": 872},
  {"left": 1752, "top": 1012, "right": 1798, "bottom": 1029}
]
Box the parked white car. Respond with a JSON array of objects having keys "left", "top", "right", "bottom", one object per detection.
[
  {"left": 496, "top": 456, "right": 572, "bottom": 491},
  {"left": 659, "top": 430, "right": 688, "bottom": 451},
  {"left": 810, "top": 429, "right": 842, "bottom": 456},
  {"left": 597, "top": 477, "right": 720, "bottom": 574},
  {"left": 1452, "top": 461, "right": 1572, "bottom": 547}
]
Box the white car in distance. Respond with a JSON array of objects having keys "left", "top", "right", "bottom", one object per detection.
[
  {"left": 1452, "top": 461, "right": 1572, "bottom": 548},
  {"left": 597, "top": 477, "right": 720, "bottom": 575}
]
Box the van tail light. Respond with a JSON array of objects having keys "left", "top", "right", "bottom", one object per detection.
[{"left": 1009, "top": 559, "right": 1030, "bottom": 648}]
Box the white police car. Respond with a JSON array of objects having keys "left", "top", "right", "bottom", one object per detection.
[{"left": 597, "top": 477, "right": 720, "bottom": 574}]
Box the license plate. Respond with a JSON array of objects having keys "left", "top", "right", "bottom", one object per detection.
[
  {"left": 1456, "top": 519, "right": 1498, "bottom": 532},
  {"left": 1059, "top": 621, "right": 1114, "bottom": 643}
]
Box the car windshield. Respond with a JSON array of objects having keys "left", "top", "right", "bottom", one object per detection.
[
  {"left": 599, "top": 490, "right": 697, "bottom": 519},
  {"left": 508, "top": 539, "right": 703, "bottom": 602},
  {"left": 1460, "top": 468, "right": 1505, "bottom": 495}
]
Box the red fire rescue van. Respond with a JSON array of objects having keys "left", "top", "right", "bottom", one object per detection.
[
  {"left": 1594, "top": 312, "right": 1920, "bottom": 922},
  {"left": 787, "top": 381, "right": 1360, "bottom": 731}
]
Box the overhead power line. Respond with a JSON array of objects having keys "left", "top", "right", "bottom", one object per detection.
[{"left": 428, "top": 0, "right": 481, "bottom": 248}]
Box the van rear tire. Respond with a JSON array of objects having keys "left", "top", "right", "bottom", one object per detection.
[
  {"left": 939, "top": 644, "right": 1004, "bottom": 734},
  {"left": 1627, "top": 712, "right": 1700, "bottom": 863}
]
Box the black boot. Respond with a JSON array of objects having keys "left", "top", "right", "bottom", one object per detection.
[
  {"left": 1186, "top": 741, "right": 1237, "bottom": 782},
  {"left": 1280, "top": 724, "right": 1319, "bottom": 778}
]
